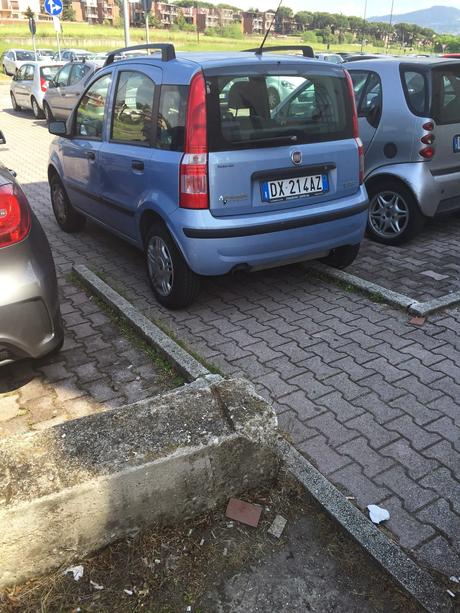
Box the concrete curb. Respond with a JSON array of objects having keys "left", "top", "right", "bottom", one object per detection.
[
  {"left": 72, "top": 264, "right": 210, "bottom": 382},
  {"left": 307, "top": 262, "right": 460, "bottom": 316},
  {"left": 0, "top": 378, "right": 279, "bottom": 588},
  {"left": 278, "top": 438, "right": 452, "bottom": 613}
]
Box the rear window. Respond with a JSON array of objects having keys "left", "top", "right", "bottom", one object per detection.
[
  {"left": 40, "top": 65, "right": 60, "bottom": 81},
  {"left": 206, "top": 73, "right": 353, "bottom": 152},
  {"left": 401, "top": 69, "right": 429, "bottom": 116},
  {"left": 432, "top": 65, "right": 460, "bottom": 125}
]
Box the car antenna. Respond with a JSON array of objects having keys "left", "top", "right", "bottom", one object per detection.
[{"left": 257, "top": 0, "right": 283, "bottom": 55}]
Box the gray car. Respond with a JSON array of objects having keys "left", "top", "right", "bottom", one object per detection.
[
  {"left": 0, "top": 131, "right": 63, "bottom": 366},
  {"left": 347, "top": 57, "right": 460, "bottom": 244},
  {"left": 43, "top": 60, "right": 102, "bottom": 122}
]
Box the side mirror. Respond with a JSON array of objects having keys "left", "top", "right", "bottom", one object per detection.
[
  {"left": 49, "top": 121, "right": 68, "bottom": 137},
  {"left": 48, "top": 79, "right": 56, "bottom": 89},
  {"left": 0, "top": 130, "right": 6, "bottom": 145}
]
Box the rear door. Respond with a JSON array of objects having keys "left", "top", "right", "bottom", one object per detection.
[
  {"left": 98, "top": 66, "right": 161, "bottom": 239},
  {"left": 62, "top": 62, "right": 92, "bottom": 114},
  {"left": 205, "top": 64, "right": 359, "bottom": 218},
  {"left": 430, "top": 63, "right": 460, "bottom": 172},
  {"left": 48, "top": 63, "right": 72, "bottom": 118},
  {"left": 14, "top": 64, "right": 32, "bottom": 106}
]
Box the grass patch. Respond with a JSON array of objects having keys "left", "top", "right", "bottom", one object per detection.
[
  {"left": 309, "top": 267, "right": 391, "bottom": 307},
  {"left": 68, "top": 271, "right": 185, "bottom": 388}
]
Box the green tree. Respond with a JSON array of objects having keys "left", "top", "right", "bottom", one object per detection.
[{"left": 62, "top": 0, "right": 76, "bottom": 21}]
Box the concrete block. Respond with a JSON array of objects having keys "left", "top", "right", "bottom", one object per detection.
[{"left": 0, "top": 378, "right": 278, "bottom": 588}]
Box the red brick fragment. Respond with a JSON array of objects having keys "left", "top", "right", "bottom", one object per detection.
[
  {"left": 225, "top": 498, "right": 262, "bottom": 528},
  {"left": 409, "top": 316, "right": 426, "bottom": 326}
]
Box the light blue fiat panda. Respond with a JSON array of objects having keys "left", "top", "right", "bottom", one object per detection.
[{"left": 48, "top": 44, "right": 368, "bottom": 308}]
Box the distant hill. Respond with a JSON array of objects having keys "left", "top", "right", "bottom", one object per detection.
[{"left": 368, "top": 5, "right": 460, "bottom": 35}]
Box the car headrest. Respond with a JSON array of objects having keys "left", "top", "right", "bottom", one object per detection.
[{"left": 227, "top": 80, "right": 269, "bottom": 118}]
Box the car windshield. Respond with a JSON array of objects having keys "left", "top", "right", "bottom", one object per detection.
[
  {"left": 15, "top": 51, "right": 35, "bottom": 61},
  {"left": 40, "top": 65, "right": 61, "bottom": 81},
  {"left": 206, "top": 72, "right": 353, "bottom": 151},
  {"left": 39, "top": 50, "right": 54, "bottom": 57},
  {"left": 432, "top": 64, "right": 460, "bottom": 125}
]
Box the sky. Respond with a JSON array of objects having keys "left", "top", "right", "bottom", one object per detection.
[{"left": 227, "top": 1, "right": 460, "bottom": 18}]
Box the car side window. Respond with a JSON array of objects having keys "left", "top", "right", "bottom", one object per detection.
[
  {"left": 349, "top": 71, "right": 369, "bottom": 108},
  {"left": 56, "top": 64, "right": 72, "bottom": 88},
  {"left": 359, "top": 72, "right": 382, "bottom": 125},
  {"left": 401, "top": 69, "right": 428, "bottom": 116},
  {"left": 157, "top": 85, "right": 187, "bottom": 151},
  {"left": 23, "top": 65, "right": 34, "bottom": 81},
  {"left": 69, "top": 63, "right": 90, "bottom": 86},
  {"left": 16, "top": 66, "right": 25, "bottom": 80},
  {"left": 111, "top": 71, "right": 155, "bottom": 144},
  {"left": 75, "top": 73, "right": 111, "bottom": 140}
]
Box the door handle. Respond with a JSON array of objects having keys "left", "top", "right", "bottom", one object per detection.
[
  {"left": 85, "top": 151, "right": 96, "bottom": 160},
  {"left": 131, "top": 160, "right": 144, "bottom": 171}
]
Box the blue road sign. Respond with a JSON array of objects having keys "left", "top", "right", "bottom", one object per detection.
[{"left": 44, "top": 0, "right": 63, "bottom": 16}]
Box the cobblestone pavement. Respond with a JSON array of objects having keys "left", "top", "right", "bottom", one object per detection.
[
  {"left": 0, "top": 85, "right": 458, "bottom": 581},
  {"left": 348, "top": 220, "right": 460, "bottom": 301}
]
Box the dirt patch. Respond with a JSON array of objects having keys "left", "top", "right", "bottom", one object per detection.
[{"left": 0, "top": 472, "right": 421, "bottom": 613}]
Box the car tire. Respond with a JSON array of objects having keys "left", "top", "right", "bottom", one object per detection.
[
  {"left": 267, "top": 87, "right": 280, "bottom": 110},
  {"left": 31, "top": 97, "right": 44, "bottom": 119},
  {"left": 366, "top": 179, "right": 425, "bottom": 245},
  {"left": 10, "top": 92, "right": 20, "bottom": 111},
  {"left": 50, "top": 174, "right": 86, "bottom": 233},
  {"left": 43, "top": 102, "right": 53, "bottom": 124},
  {"left": 320, "top": 243, "right": 360, "bottom": 269},
  {"left": 145, "top": 224, "right": 200, "bottom": 309}
]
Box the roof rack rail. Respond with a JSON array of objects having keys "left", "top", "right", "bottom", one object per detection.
[
  {"left": 104, "top": 43, "right": 176, "bottom": 66},
  {"left": 243, "top": 45, "right": 314, "bottom": 58}
]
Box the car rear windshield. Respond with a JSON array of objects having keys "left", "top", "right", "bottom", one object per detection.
[
  {"left": 401, "top": 68, "right": 429, "bottom": 116},
  {"left": 40, "top": 65, "right": 60, "bottom": 81},
  {"left": 16, "top": 51, "right": 35, "bottom": 61},
  {"left": 206, "top": 72, "right": 353, "bottom": 152},
  {"left": 432, "top": 64, "right": 460, "bottom": 125}
]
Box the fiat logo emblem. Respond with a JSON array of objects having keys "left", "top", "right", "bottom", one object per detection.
[{"left": 291, "top": 150, "right": 302, "bottom": 165}]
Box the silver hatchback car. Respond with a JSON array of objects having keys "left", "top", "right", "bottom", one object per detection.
[
  {"left": 347, "top": 58, "right": 460, "bottom": 244},
  {"left": 0, "top": 131, "right": 63, "bottom": 365}
]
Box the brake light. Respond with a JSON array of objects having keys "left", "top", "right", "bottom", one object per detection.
[
  {"left": 344, "top": 70, "right": 364, "bottom": 185},
  {"left": 40, "top": 77, "right": 48, "bottom": 92},
  {"left": 0, "top": 183, "right": 31, "bottom": 248},
  {"left": 420, "top": 120, "right": 435, "bottom": 159},
  {"left": 180, "top": 71, "right": 208, "bottom": 209}
]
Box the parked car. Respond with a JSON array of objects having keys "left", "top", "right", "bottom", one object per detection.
[
  {"left": 52, "top": 49, "right": 92, "bottom": 62},
  {"left": 315, "top": 53, "right": 344, "bottom": 64},
  {"left": 37, "top": 49, "right": 55, "bottom": 58},
  {"left": 47, "top": 43, "right": 368, "bottom": 308},
  {"left": 343, "top": 54, "right": 385, "bottom": 63},
  {"left": 0, "top": 131, "right": 63, "bottom": 366},
  {"left": 2, "top": 49, "right": 37, "bottom": 75},
  {"left": 10, "top": 61, "right": 64, "bottom": 118},
  {"left": 43, "top": 60, "right": 103, "bottom": 122},
  {"left": 347, "top": 57, "right": 460, "bottom": 244},
  {"left": 442, "top": 53, "right": 460, "bottom": 58}
]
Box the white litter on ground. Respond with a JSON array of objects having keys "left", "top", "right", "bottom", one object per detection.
[
  {"left": 367, "top": 504, "right": 390, "bottom": 524},
  {"left": 268, "top": 514, "right": 287, "bottom": 538},
  {"left": 63, "top": 565, "right": 84, "bottom": 581},
  {"left": 124, "top": 589, "right": 133, "bottom": 595},
  {"left": 450, "top": 576, "right": 460, "bottom": 583},
  {"left": 90, "top": 580, "right": 104, "bottom": 590}
]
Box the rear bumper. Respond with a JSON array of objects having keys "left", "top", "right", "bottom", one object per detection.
[
  {"left": 171, "top": 187, "right": 368, "bottom": 276},
  {"left": 0, "top": 216, "right": 63, "bottom": 366}
]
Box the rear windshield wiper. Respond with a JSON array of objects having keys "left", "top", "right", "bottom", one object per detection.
[{"left": 235, "top": 135, "right": 298, "bottom": 146}]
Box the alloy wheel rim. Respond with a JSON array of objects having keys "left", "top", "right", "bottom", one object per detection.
[
  {"left": 147, "top": 236, "right": 174, "bottom": 296},
  {"left": 369, "top": 190, "right": 409, "bottom": 237},
  {"left": 32, "top": 100, "right": 38, "bottom": 117}
]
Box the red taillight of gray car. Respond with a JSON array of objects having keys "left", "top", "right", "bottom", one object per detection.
[
  {"left": 420, "top": 121, "right": 436, "bottom": 159},
  {"left": 0, "top": 183, "right": 31, "bottom": 248},
  {"left": 40, "top": 77, "right": 48, "bottom": 93},
  {"left": 180, "top": 71, "right": 209, "bottom": 209}
]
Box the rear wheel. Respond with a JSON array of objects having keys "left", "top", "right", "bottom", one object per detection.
[
  {"left": 31, "top": 97, "right": 44, "bottom": 119},
  {"left": 366, "top": 179, "right": 425, "bottom": 245},
  {"left": 43, "top": 101, "right": 53, "bottom": 124},
  {"left": 145, "top": 224, "right": 200, "bottom": 309},
  {"left": 10, "top": 92, "right": 20, "bottom": 111},
  {"left": 2, "top": 65, "right": 8, "bottom": 75},
  {"left": 320, "top": 243, "right": 360, "bottom": 269},
  {"left": 50, "top": 174, "right": 86, "bottom": 233}
]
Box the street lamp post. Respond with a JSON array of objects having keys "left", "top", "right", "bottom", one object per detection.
[
  {"left": 123, "top": 0, "right": 130, "bottom": 47},
  {"left": 360, "top": 0, "right": 368, "bottom": 53}
]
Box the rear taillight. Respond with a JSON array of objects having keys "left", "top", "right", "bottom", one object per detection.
[
  {"left": 345, "top": 70, "right": 364, "bottom": 185},
  {"left": 180, "top": 71, "right": 208, "bottom": 209},
  {"left": 420, "top": 120, "right": 435, "bottom": 159},
  {"left": 40, "top": 77, "right": 48, "bottom": 92},
  {"left": 0, "top": 183, "right": 31, "bottom": 248}
]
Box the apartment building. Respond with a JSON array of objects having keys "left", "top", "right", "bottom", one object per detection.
[
  {"left": 0, "top": 0, "right": 41, "bottom": 19},
  {"left": 70, "top": 0, "right": 118, "bottom": 24}
]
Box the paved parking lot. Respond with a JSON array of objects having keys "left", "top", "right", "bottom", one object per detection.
[{"left": 0, "top": 83, "right": 458, "bottom": 581}]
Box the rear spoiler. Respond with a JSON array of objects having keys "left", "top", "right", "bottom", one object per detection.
[{"left": 243, "top": 45, "right": 314, "bottom": 58}]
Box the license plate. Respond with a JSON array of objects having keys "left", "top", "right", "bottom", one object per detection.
[
  {"left": 261, "top": 174, "right": 328, "bottom": 203},
  {"left": 454, "top": 135, "right": 460, "bottom": 153}
]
